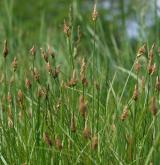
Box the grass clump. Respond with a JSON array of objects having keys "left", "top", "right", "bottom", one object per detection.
[{"left": 1, "top": 2, "right": 160, "bottom": 165}]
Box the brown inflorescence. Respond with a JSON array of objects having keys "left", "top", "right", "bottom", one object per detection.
[{"left": 79, "top": 96, "right": 87, "bottom": 118}]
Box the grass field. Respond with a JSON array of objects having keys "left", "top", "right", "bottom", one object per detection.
[{"left": 1, "top": 0, "right": 160, "bottom": 164}]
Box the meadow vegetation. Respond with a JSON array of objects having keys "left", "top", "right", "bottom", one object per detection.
[{"left": 0, "top": 0, "right": 160, "bottom": 164}]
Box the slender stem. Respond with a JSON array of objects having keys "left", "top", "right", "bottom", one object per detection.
[
  {"left": 68, "top": 37, "right": 74, "bottom": 70},
  {"left": 97, "top": 90, "right": 100, "bottom": 133},
  {"left": 92, "top": 20, "right": 96, "bottom": 133},
  {"left": 4, "top": 57, "right": 7, "bottom": 127}
]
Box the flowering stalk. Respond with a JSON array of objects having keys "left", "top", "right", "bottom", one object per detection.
[{"left": 92, "top": 3, "right": 98, "bottom": 134}]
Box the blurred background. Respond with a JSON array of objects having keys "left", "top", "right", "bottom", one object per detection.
[
  {"left": 0, "top": 0, "right": 159, "bottom": 41},
  {"left": 0, "top": 0, "right": 159, "bottom": 66}
]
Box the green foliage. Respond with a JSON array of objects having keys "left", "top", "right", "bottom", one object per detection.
[{"left": 0, "top": 0, "right": 160, "bottom": 165}]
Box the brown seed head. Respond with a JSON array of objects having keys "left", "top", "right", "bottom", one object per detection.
[
  {"left": 80, "top": 58, "right": 88, "bottom": 86},
  {"left": 3, "top": 39, "right": 9, "bottom": 58},
  {"left": 150, "top": 96, "right": 157, "bottom": 116},
  {"left": 55, "top": 137, "right": 62, "bottom": 150},
  {"left": 83, "top": 126, "right": 91, "bottom": 139},
  {"left": 18, "top": 89, "right": 23, "bottom": 103},
  {"left": 48, "top": 45, "right": 55, "bottom": 58},
  {"left": 52, "top": 65, "right": 61, "bottom": 79},
  {"left": 40, "top": 48, "right": 48, "bottom": 62},
  {"left": 37, "top": 88, "right": 45, "bottom": 98},
  {"left": 25, "top": 78, "right": 32, "bottom": 89},
  {"left": 92, "top": 4, "right": 98, "bottom": 21},
  {"left": 71, "top": 114, "right": 76, "bottom": 132},
  {"left": 137, "top": 43, "right": 146, "bottom": 57},
  {"left": 79, "top": 96, "right": 87, "bottom": 117},
  {"left": 133, "top": 84, "right": 138, "bottom": 101},
  {"left": 30, "top": 45, "right": 36, "bottom": 57},
  {"left": 134, "top": 60, "right": 141, "bottom": 73},
  {"left": 91, "top": 135, "right": 98, "bottom": 150},
  {"left": 64, "top": 20, "right": 70, "bottom": 37},
  {"left": 68, "top": 69, "right": 77, "bottom": 87},
  {"left": 46, "top": 62, "right": 52, "bottom": 75},
  {"left": 148, "top": 62, "right": 156, "bottom": 75},
  {"left": 120, "top": 105, "right": 129, "bottom": 121},
  {"left": 12, "top": 57, "right": 18, "bottom": 72},
  {"left": 33, "top": 68, "right": 40, "bottom": 82},
  {"left": 43, "top": 132, "right": 52, "bottom": 147}
]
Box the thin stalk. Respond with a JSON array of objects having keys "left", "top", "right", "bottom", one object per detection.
[
  {"left": 32, "top": 57, "right": 35, "bottom": 113},
  {"left": 154, "top": 0, "right": 158, "bottom": 43},
  {"left": 96, "top": 89, "right": 100, "bottom": 133},
  {"left": 36, "top": 94, "right": 41, "bottom": 147},
  {"left": 68, "top": 37, "right": 74, "bottom": 70},
  {"left": 92, "top": 20, "right": 96, "bottom": 133},
  {"left": 4, "top": 57, "right": 7, "bottom": 127}
]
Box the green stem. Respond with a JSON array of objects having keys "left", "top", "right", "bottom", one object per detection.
[
  {"left": 68, "top": 37, "right": 74, "bottom": 70},
  {"left": 92, "top": 20, "right": 96, "bottom": 133}
]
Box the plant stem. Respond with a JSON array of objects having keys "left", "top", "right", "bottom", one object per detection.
[{"left": 92, "top": 20, "right": 96, "bottom": 133}]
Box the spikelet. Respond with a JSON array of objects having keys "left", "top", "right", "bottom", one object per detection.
[
  {"left": 150, "top": 96, "right": 157, "bottom": 116},
  {"left": 43, "top": 132, "right": 52, "bottom": 147},
  {"left": 17, "top": 89, "right": 23, "bottom": 103},
  {"left": 47, "top": 45, "right": 55, "bottom": 58},
  {"left": 33, "top": 68, "right": 40, "bottom": 82},
  {"left": 3, "top": 39, "right": 9, "bottom": 58},
  {"left": 148, "top": 62, "right": 156, "bottom": 75},
  {"left": 79, "top": 96, "right": 87, "bottom": 117},
  {"left": 64, "top": 20, "right": 70, "bottom": 37},
  {"left": 133, "top": 84, "right": 138, "bottom": 101},
  {"left": 46, "top": 62, "right": 52, "bottom": 75},
  {"left": 92, "top": 4, "right": 98, "bottom": 21},
  {"left": 71, "top": 114, "right": 76, "bottom": 132},
  {"left": 91, "top": 135, "right": 98, "bottom": 150},
  {"left": 136, "top": 43, "right": 146, "bottom": 58},
  {"left": 80, "top": 58, "right": 86, "bottom": 79},
  {"left": 148, "top": 43, "right": 156, "bottom": 75},
  {"left": 12, "top": 57, "right": 18, "bottom": 72},
  {"left": 83, "top": 126, "right": 91, "bottom": 139},
  {"left": 80, "top": 58, "right": 88, "bottom": 86},
  {"left": 149, "top": 43, "right": 155, "bottom": 61},
  {"left": 120, "top": 105, "right": 129, "bottom": 121},
  {"left": 68, "top": 69, "right": 77, "bottom": 87},
  {"left": 134, "top": 60, "right": 141, "bottom": 73},
  {"left": 37, "top": 87, "right": 46, "bottom": 99},
  {"left": 25, "top": 78, "right": 32, "bottom": 89},
  {"left": 40, "top": 48, "right": 48, "bottom": 62},
  {"left": 55, "top": 137, "right": 62, "bottom": 150},
  {"left": 30, "top": 45, "right": 36, "bottom": 57},
  {"left": 52, "top": 65, "right": 61, "bottom": 79}
]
